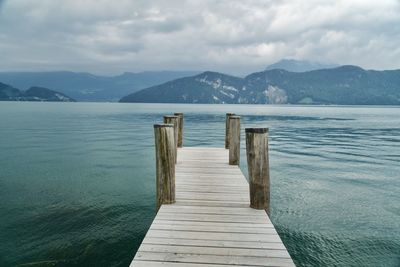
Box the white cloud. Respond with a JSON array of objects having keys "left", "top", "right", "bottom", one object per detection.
[{"left": 0, "top": 0, "right": 399, "bottom": 74}]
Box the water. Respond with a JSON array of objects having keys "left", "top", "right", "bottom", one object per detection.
[{"left": 0, "top": 102, "right": 399, "bottom": 267}]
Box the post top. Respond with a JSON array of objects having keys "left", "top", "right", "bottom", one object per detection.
[
  {"left": 154, "top": 124, "right": 174, "bottom": 128},
  {"left": 245, "top": 128, "right": 268, "bottom": 133},
  {"left": 229, "top": 115, "right": 240, "bottom": 119},
  {"left": 163, "top": 115, "right": 178, "bottom": 119},
  {"left": 226, "top": 113, "right": 235, "bottom": 116}
]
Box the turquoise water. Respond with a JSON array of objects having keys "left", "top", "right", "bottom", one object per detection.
[{"left": 0, "top": 102, "right": 399, "bottom": 267}]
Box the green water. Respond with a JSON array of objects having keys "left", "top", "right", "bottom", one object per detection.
[{"left": 0, "top": 102, "right": 399, "bottom": 267}]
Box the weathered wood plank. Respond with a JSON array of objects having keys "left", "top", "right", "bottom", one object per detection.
[
  {"left": 131, "top": 261, "right": 258, "bottom": 267},
  {"left": 172, "top": 200, "right": 250, "bottom": 208},
  {"left": 175, "top": 192, "right": 249, "bottom": 199},
  {"left": 138, "top": 244, "right": 291, "bottom": 258},
  {"left": 160, "top": 205, "right": 266, "bottom": 214},
  {"left": 145, "top": 229, "right": 283, "bottom": 242},
  {"left": 130, "top": 147, "right": 294, "bottom": 267},
  {"left": 154, "top": 214, "right": 269, "bottom": 224},
  {"left": 142, "top": 237, "right": 288, "bottom": 250},
  {"left": 134, "top": 252, "right": 295, "bottom": 267},
  {"left": 150, "top": 223, "right": 277, "bottom": 234}
]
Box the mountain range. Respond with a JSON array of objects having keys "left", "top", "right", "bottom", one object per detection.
[
  {"left": 0, "top": 82, "right": 75, "bottom": 102},
  {"left": 120, "top": 65, "right": 400, "bottom": 105},
  {"left": 0, "top": 71, "right": 200, "bottom": 102},
  {"left": 1, "top": 60, "right": 399, "bottom": 105}
]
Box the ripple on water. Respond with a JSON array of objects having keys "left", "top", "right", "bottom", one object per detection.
[{"left": 0, "top": 103, "right": 399, "bottom": 267}]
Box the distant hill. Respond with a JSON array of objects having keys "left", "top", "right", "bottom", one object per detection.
[
  {"left": 0, "top": 71, "right": 200, "bottom": 102},
  {"left": 0, "top": 82, "right": 75, "bottom": 102},
  {"left": 120, "top": 66, "right": 400, "bottom": 105},
  {"left": 121, "top": 71, "right": 244, "bottom": 104},
  {"left": 265, "top": 59, "right": 338, "bottom": 72}
]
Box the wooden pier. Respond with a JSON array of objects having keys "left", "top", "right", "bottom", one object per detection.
[{"left": 130, "top": 115, "right": 295, "bottom": 267}]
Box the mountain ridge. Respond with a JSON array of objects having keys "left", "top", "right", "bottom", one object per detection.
[
  {"left": 0, "top": 82, "right": 75, "bottom": 102},
  {"left": 0, "top": 70, "right": 201, "bottom": 102},
  {"left": 120, "top": 65, "right": 400, "bottom": 105}
]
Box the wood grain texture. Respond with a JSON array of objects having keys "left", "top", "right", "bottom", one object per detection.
[
  {"left": 225, "top": 113, "right": 235, "bottom": 149},
  {"left": 228, "top": 116, "right": 241, "bottom": 165},
  {"left": 163, "top": 115, "right": 179, "bottom": 163},
  {"left": 246, "top": 128, "right": 270, "bottom": 212},
  {"left": 154, "top": 124, "right": 176, "bottom": 210},
  {"left": 174, "top": 113, "right": 184, "bottom": 148},
  {"left": 130, "top": 147, "right": 295, "bottom": 267}
]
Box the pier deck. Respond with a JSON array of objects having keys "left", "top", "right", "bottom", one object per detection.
[{"left": 130, "top": 147, "right": 295, "bottom": 267}]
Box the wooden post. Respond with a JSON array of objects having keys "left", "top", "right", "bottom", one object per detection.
[
  {"left": 154, "top": 124, "right": 176, "bottom": 211},
  {"left": 174, "top": 113, "right": 183, "bottom": 148},
  {"left": 245, "top": 128, "right": 270, "bottom": 213},
  {"left": 228, "top": 116, "right": 240, "bottom": 165},
  {"left": 163, "top": 115, "right": 179, "bottom": 163},
  {"left": 225, "top": 113, "right": 235, "bottom": 149}
]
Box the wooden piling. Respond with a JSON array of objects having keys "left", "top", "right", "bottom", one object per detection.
[
  {"left": 245, "top": 128, "right": 270, "bottom": 213},
  {"left": 225, "top": 113, "right": 235, "bottom": 149},
  {"left": 163, "top": 115, "right": 179, "bottom": 163},
  {"left": 131, "top": 120, "right": 296, "bottom": 266},
  {"left": 174, "top": 113, "right": 183, "bottom": 148},
  {"left": 228, "top": 116, "right": 240, "bottom": 165},
  {"left": 154, "top": 124, "right": 176, "bottom": 210}
]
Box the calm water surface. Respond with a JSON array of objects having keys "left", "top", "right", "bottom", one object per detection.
[{"left": 0, "top": 102, "right": 399, "bottom": 267}]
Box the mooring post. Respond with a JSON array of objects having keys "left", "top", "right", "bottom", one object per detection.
[
  {"left": 154, "top": 124, "right": 176, "bottom": 211},
  {"left": 163, "top": 115, "right": 179, "bottom": 163},
  {"left": 174, "top": 113, "right": 183, "bottom": 148},
  {"left": 245, "top": 128, "right": 270, "bottom": 213},
  {"left": 228, "top": 116, "right": 240, "bottom": 165},
  {"left": 225, "top": 113, "right": 235, "bottom": 149}
]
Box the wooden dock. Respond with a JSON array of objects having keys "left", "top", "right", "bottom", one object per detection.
[{"left": 130, "top": 146, "right": 295, "bottom": 267}]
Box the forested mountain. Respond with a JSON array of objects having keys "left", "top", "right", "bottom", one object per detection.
[{"left": 120, "top": 66, "right": 400, "bottom": 105}]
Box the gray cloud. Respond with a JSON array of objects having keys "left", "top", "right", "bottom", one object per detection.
[{"left": 0, "top": 0, "right": 399, "bottom": 75}]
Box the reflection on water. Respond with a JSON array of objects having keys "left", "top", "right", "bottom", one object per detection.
[{"left": 0, "top": 102, "right": 399, "bottom": 267}]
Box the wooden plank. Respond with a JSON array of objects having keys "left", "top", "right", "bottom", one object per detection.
[
  {"left": 176, "top": 188, "right": 246, "bottom": 194},
  {"left": 134, "top": 252, "right": 295, "bottom": 267},
  {"left": 150, "top": 223, "right": 277, "bottom": 234},
  {"left": 131, "top": 261, "right": 252, "bottom": 267},
  {"left": 142, "top": 237, "right": 288, "bottom": 250},
  {"left": 173, "top": 200, "right": 250, "bottom": 208},
  {"left": 145, "top": 229, "right": 283, "bottom": 243},
  {"left": 160, "top": 205, "right": 268, "bottom": 215},
  {"left": 176, "top": 182, "right": 248, "bottom": 187},
  {"left": 130, "top": 147, "right": 295, "bottom": 267},
  {"left": 154, "top": 214, "right": 269, "bottom": 224},
  {"left": 151, "top": 220, "right": 274, "bottom": 229},
  {"left": 176, "top": 178, "right": 248, "bottom": 184},
  {"left": 158, "top": 206, "right": 269, "bottom": 218},
  {"left": 138, "top": 244, "right": 291, "bottom": 258}
]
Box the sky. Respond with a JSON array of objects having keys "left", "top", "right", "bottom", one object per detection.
[{"left": 0, "top": 0, "right": 400, "bottom": 75}]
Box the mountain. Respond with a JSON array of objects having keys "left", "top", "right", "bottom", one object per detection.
[
  {"left": 265, "top": 59, "right": 338, "bottom": 72},
  {"left": 0, "top": 83, "right": 22, "bottom": 100},
  {"left": 120, "top": 66, "right": 400, "bottom": 105},
  {"left": 23, "top": 87, "right": 75, "bottom": 102},
  {"left": 0, "top": 71, "right": 200, "bottom": 102},
  {"left": 121, "top": 71, "right": 244, "bottom": 103},
  {"left": 0, "top": 82, "right": 75, "bottom": 102}
]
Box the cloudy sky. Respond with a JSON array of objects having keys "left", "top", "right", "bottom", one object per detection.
[{"left": 0, "top": 0, "right": 399, "bottom": 75}]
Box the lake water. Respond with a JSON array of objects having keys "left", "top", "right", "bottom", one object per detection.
[{"left": 0, "top": 102, "right": 399, "bottom": 267}]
